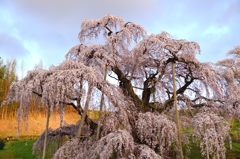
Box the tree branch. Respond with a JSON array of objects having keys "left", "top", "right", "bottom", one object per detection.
[{"left": 112, "top": 66, "right": 143, "bottom": 108}]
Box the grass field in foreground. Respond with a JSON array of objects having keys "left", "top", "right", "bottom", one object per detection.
[{"left": 0, "top": 139, "right": 36, "bottom": 159}]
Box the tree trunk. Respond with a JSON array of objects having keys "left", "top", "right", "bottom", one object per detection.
[
  {"left": 96, "top": 92, "right": 104, "bottom": 140},
  {"left": 76, "top": 85, "right": 93, "bottom": 138},
  {"left": 172, "top": 62, "right": 184, "bottom": 159},
  {"left": 42, "top": 104, "right": 51, "bottom": 159}
]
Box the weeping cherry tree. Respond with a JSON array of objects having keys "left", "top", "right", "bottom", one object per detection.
[{"left": 6, "top": 15, "right": 240, "bottom": 159}]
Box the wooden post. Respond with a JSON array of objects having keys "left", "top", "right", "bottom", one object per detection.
[
  {"left": 205, "top": 127, "right": 210, "bottom": 159},
  {"left": 172, "top": 62, "right": 184, "bottom": 159},
  {"left": 42, "top": 104, "right": 51, "bottom": 159},
  {"left": 76, "top": 85, "right": 93, "bottom": 138},
  {"left": 96, "top": 67, "right": 107, "bottom": 140},
  {"left": 96, "top": 92, "right": 104, "bottom": 140},
  {"left": 229, "top": 118, "right": 233, "bottom": 150}
]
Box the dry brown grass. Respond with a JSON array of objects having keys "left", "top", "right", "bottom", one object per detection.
[{"left": 0, "top": 107, "right": 80, "bottom": 138}]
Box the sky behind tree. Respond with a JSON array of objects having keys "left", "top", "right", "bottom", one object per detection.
[{"left": 0, "top": 0, "right": 239, "bottom": 78}]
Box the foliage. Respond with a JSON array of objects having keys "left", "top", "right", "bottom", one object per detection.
[
  {"left": 134, "top": 144, "right": 162, "bottom": 159},
  {"left": 54, "top": 130, "right": 162, "bottom": 159},
  {"left": 193, "top": 110, "right": 230, "bottom": 159},
  {"left": 136, "top": 112, "right": 176, "bottom": 156}
]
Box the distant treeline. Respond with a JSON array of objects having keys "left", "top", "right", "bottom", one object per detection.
[
  {"left": 0, "top": 57, "right": 18, "bottom": 119},
  {"left": 0, "top": 57, "right": 17, "bottom": 103}
]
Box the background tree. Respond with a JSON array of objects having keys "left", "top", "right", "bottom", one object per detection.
[
  {"left": 0, "top": 57, "right": 17, "bottom": 119},
  {"left": 6, "top": 16, "right": 239, "bottom": 159}
]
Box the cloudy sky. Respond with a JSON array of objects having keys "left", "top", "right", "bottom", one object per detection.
[{"left": 0, "top": 0, "right": 239, "bottom": 78}]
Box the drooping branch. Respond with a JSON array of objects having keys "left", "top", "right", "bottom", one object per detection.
[{"left": 32, "top": 90, "right": 97, "bottom": 134}]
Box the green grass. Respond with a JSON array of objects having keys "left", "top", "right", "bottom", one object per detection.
[
  {"left": 188, "top": 143, "right": 202, "bottom": 159},
  {"left": 0, "top": 139, "right": 36, "bottom": 159},
  {"left": 187, "top": 142, "right": 240, "bottom": 159},
  {"left": 0, "top": 136, "right": 68, "bottom": 159},
  {"left": 226, "top": 142, "right": 240, "bottom": 159},
  {"left": 231, "top": 119, "right": 240, "bottom": 140}
]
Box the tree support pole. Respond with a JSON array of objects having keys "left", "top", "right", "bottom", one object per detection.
[
  {"left": 76, "top": 86, "right": 93, "bottom": 138},
  {"left": 42, "top": 104, "right": 51, "bottom": 159},
  {"left": 172, "top": 62, "right": 184, "bottom": 159},
  {"left": 96, "top": 66, "right": 107, "bottom": 140},
  {"left": 96, "top": 92, "right": 104, "bottom": 140}
]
